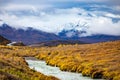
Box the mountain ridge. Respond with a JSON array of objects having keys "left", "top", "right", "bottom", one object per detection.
[
  {"left": 0, "top": 23, "right": 120, "bottom": 45},
  {"left": 0, "top": 24, "right": 60, "bottom": 45}
]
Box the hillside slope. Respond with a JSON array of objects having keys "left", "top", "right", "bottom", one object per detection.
[
  {"left": 0, "top": 45, "right": 58, "bottom": 80},
  {"left": 0, "top": 24, "right": 60, "bottom": 45},
  {"left": 1, "top": 23, "right": 120, "bottom": 45},
  {"left": 36, "top": 40, "right": 120, "bottom": 80},
  {"left": 0, "top": 35, "right": 11, "bottom": 45},
  {"left": 0, "top": 40, "right": 120, "bottom": 80}
]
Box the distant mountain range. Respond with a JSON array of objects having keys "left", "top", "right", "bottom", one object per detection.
[
  {"left": 0, "top": 24, "right": 60, "bottom": 45},
  {"left": 0, "top": 23, "right": 120, "bottom": 45},
  {"left": 58, "top": 29, "right": 120, "bottom": 43}
]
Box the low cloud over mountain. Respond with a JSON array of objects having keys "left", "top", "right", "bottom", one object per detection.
[
  {"left": 0, "top": 0, "right": 120, "bottom": 41},
  {"left": 0, "top": 24, "right": 120, "bottom": 45}
]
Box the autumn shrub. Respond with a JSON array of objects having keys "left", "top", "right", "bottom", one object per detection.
[
  {"left": 36, "top": 40, "right": 120, "bottom": 80},
  {"left": 0, "top": 45, "right": 59, "bottom": 80}
]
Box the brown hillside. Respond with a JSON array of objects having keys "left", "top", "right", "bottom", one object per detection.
[
  {"left": 0, "top": 45, "right": 59, "bottom": 80},
  {"left": 0, "top": 35, "right": 11, "bottom": 45},
  {"left": 0, "top": 40, "right": 120, "bottom": 80},
  {"left": 36, "top": 40, "right": 120, "bottom": 80}
]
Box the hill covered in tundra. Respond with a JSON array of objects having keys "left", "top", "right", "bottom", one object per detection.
[{"left": 0, "top": 40, "right": 120, "bottom": 80}]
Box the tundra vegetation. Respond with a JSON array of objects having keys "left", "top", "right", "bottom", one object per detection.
[
  {"left": 0, "top": 40, "right": 120, "bottom": 80},
  {"left": 0, "top": 46, "right": 59, "bottom": 80},
  {"left": 36, "top": 41, "right": 120, "bottom": 80}
]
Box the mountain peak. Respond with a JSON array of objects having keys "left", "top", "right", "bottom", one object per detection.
[
  {"left": 0, "top": 23, "right": 120, "bottom": 45},
  {"left": 59, "top": 22, "right": 89, "bottom": 38}
]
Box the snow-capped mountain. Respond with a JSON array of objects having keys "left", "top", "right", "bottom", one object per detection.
[
  {"left": 0, "top": 23, "right": 120, "bottom": 45},
  {"left": 58, "top": 22, "right": 120, "bottom": 43},
  {"left": 58, "top": 22, "right": 89, "bottom": 38}
]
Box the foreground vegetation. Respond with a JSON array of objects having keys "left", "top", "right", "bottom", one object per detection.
[
  {"left": 36, "top": 40, "right": 120, "bottom": 80},
  {"left": 0, "top": 45, "right": 59, "bottom": 80},
  {"left": 0, "top": 40, "right": 120, "bottom": 80}
]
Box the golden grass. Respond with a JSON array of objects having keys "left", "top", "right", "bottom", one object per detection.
[
  {"left": 36, "top": 40, "right": 120, "bottom": 80},
  {"left": 0, "top": 40, "right": 120, "bottom": 80},
  {"left": 0, "top": 45, "right": 59, "bottom": 80}
]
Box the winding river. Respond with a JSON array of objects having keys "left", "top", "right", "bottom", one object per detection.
[{"left": 25, "top": 57, "right": 103, "bottom": 80}]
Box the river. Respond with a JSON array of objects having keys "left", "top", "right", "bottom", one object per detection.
[{"left": 25, "top": 57, "right": 103, "bottom": 80}]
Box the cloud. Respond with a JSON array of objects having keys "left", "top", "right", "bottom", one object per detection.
[
  {"left": 105, "top": 13, "right": 120, "bottom": 18},
  {"left": 0, "top": 0, "right": 120, "bottom": 36},
  {"left": 108, "top": 0, "right": 120, "bottom": 5},
  {"left": 0, "top": 0, "right": 11, "bottom": 6},
  {"left": 88, "top": 17, "right": 120, "bottom": 36},
  {"left": 0, "top": 6, "right": 120, "bottom": 36},
  {"left": 1, "top": 0, "right": 120, "bottom": 8},
  {"left": 0, "top": 4, "right": 53, "bottom": 11},
  {"left": 66, "top": 31, "right": 76, "bottom": 37},
  {"left": 75, "top": 0, "right": 108, "bottom": 2}
]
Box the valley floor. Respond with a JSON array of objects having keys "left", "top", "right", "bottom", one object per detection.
[
  {"left": 0, "top": 40, "right": 120, "bottom": 80},
  {"left": 0, "top": 46, "right": 59, "bottom": 80},
  {"left": 36, "top": 40, "right": 120, "bottom": 80}
]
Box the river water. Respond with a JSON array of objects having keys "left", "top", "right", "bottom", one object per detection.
[{"left": 25, "top": 57, "right": 103, "bottom": 80}]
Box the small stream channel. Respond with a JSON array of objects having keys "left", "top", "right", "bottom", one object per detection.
[{"left": 25, "top": 57, "right": 103, "bottom": 80}]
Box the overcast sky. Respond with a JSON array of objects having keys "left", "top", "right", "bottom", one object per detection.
[{"left": 0, "top": 0, "right": 120, "bottom": 36}]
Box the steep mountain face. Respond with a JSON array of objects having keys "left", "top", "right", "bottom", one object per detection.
[
  {"left": 0, "top": 35, "right": 11, "bottom": 45},
  {"left": 58, "top": 22, "right": 88, "bottom": 38},
  {"left": 0, "top": 23, "right": 120, "bottom": 45},
  {"left": 58, "top": 29, "right": 120, "bottom": 43},
  {"left": 0, "top": 24, "right": 60, "bottom": 45},
  {"left": 58, "top": 29, "right": 86, "bottom": 39}
]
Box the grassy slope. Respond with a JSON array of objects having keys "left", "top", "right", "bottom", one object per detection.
[
  {"left": 0, "top": 40, "right": 120, "bottom": 80},
  {"left": 36, "top": 40, "right": 120, "bottom": 80},
  {"left": 0, "top": 46, "right": 59, "bottom": 80}
]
